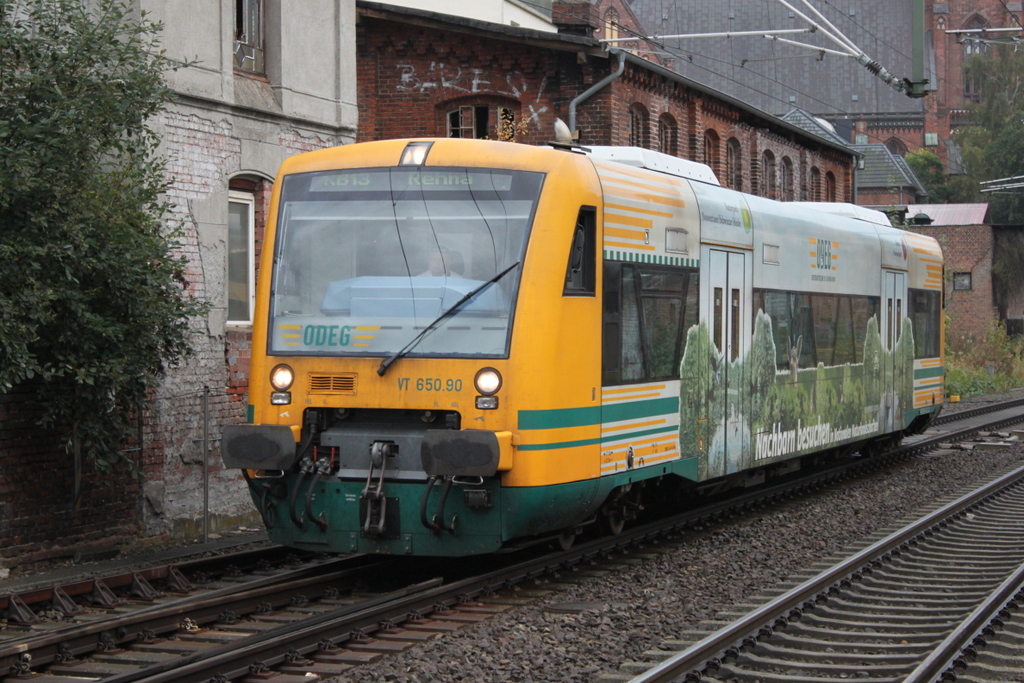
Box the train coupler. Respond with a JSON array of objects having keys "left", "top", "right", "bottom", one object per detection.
[
  {"left": 360, "top": 441, "right": 398, "bottom": 538},
  {"left": 419, "top": 475, "right": 457, "bottom": 535}
]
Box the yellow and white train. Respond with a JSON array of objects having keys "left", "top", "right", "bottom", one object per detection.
[{"left": 222, "top": 137, "right": 944, "bottom": 556}]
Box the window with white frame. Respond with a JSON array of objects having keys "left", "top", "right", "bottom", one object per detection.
[{"left": 228, "top": 191, "right": 255, "bottom": 325}]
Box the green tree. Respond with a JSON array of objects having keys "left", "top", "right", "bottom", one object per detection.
[
  {"left": 0, "top": 0, "right": 203, "bottom": 473},
  {"left": 956, "top": 45, "right": 1024, "bottom": 223},
  {"left": 905, "top": 149, "right": 952, "bottom": 204}
]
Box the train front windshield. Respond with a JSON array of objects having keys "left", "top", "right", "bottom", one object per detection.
[{"left": 269, "top": 167, "right": 544, "bottom": 358}]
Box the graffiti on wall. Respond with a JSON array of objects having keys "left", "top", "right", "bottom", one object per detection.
[{"left": 395, "top": 64, "right": 549, "bottom": 128}]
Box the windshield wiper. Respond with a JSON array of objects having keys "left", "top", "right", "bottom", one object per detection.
[{"left": 377, "top": 261, "right": 521, "bottom": 377}]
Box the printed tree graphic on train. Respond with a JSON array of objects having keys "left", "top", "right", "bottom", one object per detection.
[{"left": 679, "top": 310, "right": 915, "bottom": 482}]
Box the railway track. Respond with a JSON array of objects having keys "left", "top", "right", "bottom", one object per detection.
[
  {"left": 613, "top": 408, "right": 1024, "bottom": 682},
  {"left": 5, "top": 399, "right": 1024, "bottom": 683}
]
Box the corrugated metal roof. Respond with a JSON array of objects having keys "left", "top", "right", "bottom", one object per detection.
[{"left": 906, "top": 204, "right": 989, "bottom": 226}]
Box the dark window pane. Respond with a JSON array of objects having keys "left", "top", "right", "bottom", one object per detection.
[{"left": 909, "top": 288, "right": 941, "bottom": 357}]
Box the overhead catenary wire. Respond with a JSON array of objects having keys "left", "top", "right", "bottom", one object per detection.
[
  {"left": 533, "top": 0, "right": 925, "bottom": 120},
  {"left": 533, "top": 0, "right": 856, "bottom": 114}
]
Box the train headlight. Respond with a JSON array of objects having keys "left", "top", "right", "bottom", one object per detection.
[
  {"left": 474, "top": 368, "right": 502, "bottom": 395},
  {"left": 270, "top": 364, "right": 294, "bottom": 391},
  {"left": 400, "top": 141, "right": 433, "bottom": 166}
]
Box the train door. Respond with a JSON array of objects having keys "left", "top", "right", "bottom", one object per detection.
[
  {"left": 881, "top": 270, "right": 907, "bottom": 432},
  {"left": 705, "top": 248, "right": 750, "bottom": 477}
]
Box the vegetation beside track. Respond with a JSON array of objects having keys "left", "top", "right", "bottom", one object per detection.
[{"left": 946, "top": 321, "right": 1024, "bottom": 397}]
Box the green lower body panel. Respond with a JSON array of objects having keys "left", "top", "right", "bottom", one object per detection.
[{"left": 246, "top": 456, "right": 700, "bottom": 557}]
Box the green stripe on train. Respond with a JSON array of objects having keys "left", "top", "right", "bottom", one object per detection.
[
  {"left": 517, "top": 424, "right": 679, "bottom": 451},
  {"left": 518, "top": 396, "right": 680, "bottom": 430},
  {"left": 913, "top": 366, "right": 944, "bottom": 380}
]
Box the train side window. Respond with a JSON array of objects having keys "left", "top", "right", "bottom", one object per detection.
[
  {"left": 851, "top": 296, "right": 875, "bottom": 361},
  {"left": 620, "top": 266, "right": 645, "bottom": 381},
  {"left": 639, "top": 266, "right": 695, "bottom": 379},
  {"left": 909, "top": 289, "right": 940, "bottom": 357},
  {"left": 795, "top": 295, "right": 815, "bottom": 368},
  {"left": 833, "top": 296, "right": 855, "bottom": 365},
  {"left": 730, "top": 288, "right": 740, "bottom": 360},
  {"left": 811, "top": 295, "right": 838, "bottom": 365},
  {"left": 713, "top": 287, "right": 724, "bottom": 353},
  {"left": 754, "top": 290, "right": 790, "bottom": 371},
  {"left": 602, "top": 262, "right": 622, "bottom": 384},
  {"left": 564, "top": 207, "right": 596, "bottom": 295},
  {"left": 606, "top": 263, "right": 698, "bottom": 385},
  {"left": 886, "top": 297, "right": 894, "bottom": 350},
  {"left": 896, "top": 298, "right": 903, "bottom": 343}
]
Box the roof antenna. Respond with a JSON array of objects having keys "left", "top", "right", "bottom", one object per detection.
[
  {"left": 554, "top": 118, "right": 574, "bottom": 144},
  {"left": 550, "top": 118, "right": 588, "bottom": 152}
]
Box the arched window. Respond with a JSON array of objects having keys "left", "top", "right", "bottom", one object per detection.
[
  {"left": 658, "top": 114, "right": 678, "bottom": 156},
  {"left": 963, "top": 15, "right": 988, "bottom": 59},
  {"left": 703, "top": 129, "right": 720, "bottom": 178},
  {"left": 809, "top": 167, "right": 821, "bottom": 201},
  {"left": 629, "top": 104, "right": 649, "bottom": 148},
  {"left": 761, "top": 150, "right": 777, "bottom": 199},
  {"left": 780, "top": 156, "right": 794, "bottom": 202},
  {"left": 227, "top": 175, "right": 272, "bottom": 326},
  {"left": 824, "top": 172, "right": 837, "bottom": 202},
  {"left": 885, "top": 138, "right": 908, "bottom": 157},
  {"left": 963, "top": 15, "right": 988, "bottom": 103},
  {"left": 604, "top": 8, "right": 619, "bottom": 42},
  {"left": 725, "top": 137, "right": 743, "bottom": 191}
]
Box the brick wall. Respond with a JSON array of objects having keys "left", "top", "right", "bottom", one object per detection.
[
  {"left": 357, "top": 18, "right": 569, "bottom": 145},
  {"left": 356, "top": 15, "right": 853, "bottom": 201},
  {"left": 0, "top": 383, "right": 142, "bottom": 569}
]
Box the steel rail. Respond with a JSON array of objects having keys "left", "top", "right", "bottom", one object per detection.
[
  {"left": 13, "top": 397, "right": 1024, "bottom": 682},
  {"left": 931, "top": 396, "right": 1024, "bottom": 426},
  {"left": 1, "top": 543, "right": 291, "bottom": 613},
  {"left": 904, "top": 560, "right": 1024, "bottom": 682},
  {"left": 115, "top": 398, "right": 1024, "bottom": 682},
  {"left": 0, "top": 555, "right": 383, "bottom": 672},
  {"left": 627, "top": 463, "right": 1024, "bottom": 683}
]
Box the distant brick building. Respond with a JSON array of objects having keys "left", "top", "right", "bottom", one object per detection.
[
  {"left": 908, "top": 204, "right": 1010, "bottom": 345},
  {"left": 356, "top": 1, "right": 857, "bottom": 201},
  {"left": 851, "top": 144, "right": 929, "bottom": 208}
]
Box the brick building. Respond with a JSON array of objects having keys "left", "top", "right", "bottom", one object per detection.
[
  {"left": 851, "top": 144, "right": 929, "bottom": 208},
  {"left": 356, "top": 1, "right": 857, "bottom": 201},
  {"left": 0, "top": 0, "right": 357, "bottom": 569},
  {"left": 913, "top": 203, "right": 1024, "bottom": 345},
  {"left": 910, "top": 204, "right": 997, "bottom": 344}
]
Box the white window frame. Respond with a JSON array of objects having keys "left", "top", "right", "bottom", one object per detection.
[{"left": 227, "top": 191, "right": 256, "bottom": 326}]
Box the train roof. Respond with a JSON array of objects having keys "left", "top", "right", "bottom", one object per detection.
[
  {"left": 786, "top": 202, "right": 893, "bottom": 227},
  {"left": 583, "top": 146, "right": 720, "bottom": 186}
]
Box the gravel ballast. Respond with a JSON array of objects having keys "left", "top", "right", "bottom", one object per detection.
[{"left": 337, "top": 425, "right": 1024, "bottom": 682}]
